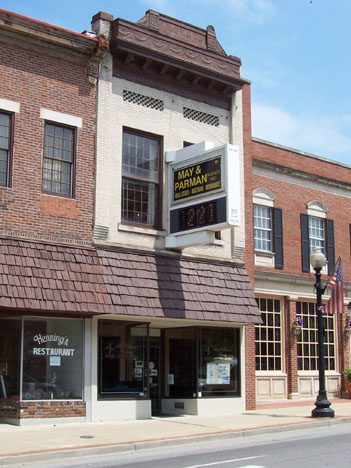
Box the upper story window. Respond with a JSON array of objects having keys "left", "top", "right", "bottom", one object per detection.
[
  {"left": 0, "top": 111, "right": 13, "bottom": 187},
  {"left": 253, "top": 188, "right": 283, "bottom": 269},
  {"left": 254, "top": 205, "right": 272, "bottom": 252},
  {"left": 42, "top": 122, "right": 74, "bottom": 197},
  {"left": 309, "top": 216, "right": 325, "bottom": 254},
  {"left": 301, "top": 201, "right": 334, "bottom": 274},
  {"left": 121, "top": 129, "right": 161, "bottom": 229}
]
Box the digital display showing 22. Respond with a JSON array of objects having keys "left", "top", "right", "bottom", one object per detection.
[{"left": 170, "top": 197, "right": 226, "bottom": 234}]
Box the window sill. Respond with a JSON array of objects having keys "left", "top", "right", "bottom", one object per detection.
[
  {"left": 118, "top": 223, "right": 166, "bottom": 237},
  {"left": 254, "top": 250, "right": 275, "bottom": 267},
  {"left": 256, "top": 371, "right": 287, "bottom": 377}
]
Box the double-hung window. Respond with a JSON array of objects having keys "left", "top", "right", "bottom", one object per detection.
[
  {"left": 300, "top": 202, "right": 334, "bottom": 274},
  {"left": 253, "top": 189, "right": 283, "bottom": 269},
  {"left": 42, "top": 122, "right": 74, "bottom": 197},
  {"left": 308, "top": 216, "right": 325, "bottom": 254},
  {"left": 0, "top": 111, "right": 12, "bottom": 187},
  {"left": 254, "top": 205, "right": 272, "bottom": 252},
  {"left": 121, "top": 129, "right": 161, "bottom": 228}
]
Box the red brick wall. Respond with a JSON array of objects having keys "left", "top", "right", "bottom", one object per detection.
[
  {"left": 248, "top": 140, "right": 351, "bottom": 281},
  {"left": 20, "top": 401, "right": 86, "bottom": 419},
  {"left": 0, "top": 40, "right": 96, "bottom": 246},
  {"left": 0, "top": 400, "right": 86, "bottom": 420},
  {"left": 245, "top": 324, "right": 256, "bottom": 409},
  {"left": 244, "top": 134, "right": 351, "bottom": 397},
  {"left": 0, "top": 399, "right": 19, "bottom": 419}
]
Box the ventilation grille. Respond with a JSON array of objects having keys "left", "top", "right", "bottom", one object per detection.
[
  {"left": 94, "top": 225, "right": 109, "bottom": 241},
  {"left": 174, "top": 402, "right": 185, "bottom": 409},
  {"left": 233, "top": 246, "right": 245, "bottom": 260},
  {"left": 123, "top": 90, "right": 164, "bottom": 111},
  {"left": 183, "top": 107, "right": 219, "bottom": 127}
]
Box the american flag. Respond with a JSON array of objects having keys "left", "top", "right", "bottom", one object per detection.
[{"left": 323, "top": 258, "right": 344, "bottom": 314}]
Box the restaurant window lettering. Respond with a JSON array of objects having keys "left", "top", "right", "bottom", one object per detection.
[{"left": 22, "top": 318, "right": 83, "bottom": 400}]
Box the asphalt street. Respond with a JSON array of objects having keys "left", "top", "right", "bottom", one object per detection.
[{"left": 10, "top": 422, "right": 351, "bottom": 468}]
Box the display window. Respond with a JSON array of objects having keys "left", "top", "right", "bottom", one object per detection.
[
  {"left": 0, "top": 316, "right": 83, "bottom": 402},
  {"left": 164, "top": 327, "right": 241, "bottom": 399},
  {"left": 98, "top": 320, "right": 148, "bottom": 398},
  {"left": 22, "top": 317, "right": 83, "bottom": 400},
  {"left": 198, "top": 328, "right": 240, "bottom": 397}
]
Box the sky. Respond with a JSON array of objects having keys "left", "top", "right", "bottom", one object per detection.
[{"left": 3, "top": 0, "right": 351, "bottom": 166}]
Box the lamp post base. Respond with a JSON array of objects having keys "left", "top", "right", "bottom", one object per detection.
[{"left": 311, "top": 394, "right": 335, "bottom": 418}]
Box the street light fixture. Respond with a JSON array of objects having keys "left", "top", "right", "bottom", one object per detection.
[{"left": 310, "top": 246, "right": 335, "bottom": 418}]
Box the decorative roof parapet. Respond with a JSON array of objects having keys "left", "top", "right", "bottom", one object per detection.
[{"left": 110, "top": 11, "right": 243, "bottom": 84}]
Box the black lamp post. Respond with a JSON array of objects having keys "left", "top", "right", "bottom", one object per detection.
[{"left": 310, "top": 246, "right": 335, "bottom": 418}]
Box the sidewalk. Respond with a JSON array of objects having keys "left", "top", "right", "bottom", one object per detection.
[{"left": 1, "top": 399, "right": 351, "bottom": 466}]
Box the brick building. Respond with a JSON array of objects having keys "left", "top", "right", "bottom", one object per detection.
[
  {"left": 245, "top": 136, "right": 351, "bottom": 401},
  {"left": 0, "top": 8, "right": 261, "bottom": 425},
  {"left": 90, "top": 10, "right": 260, "bottom": 421},
  {"left": 1, "top": 6, "right": 349, "bottom": 426},
  {"left": 0, "top": 10, "right": 109, "bottom": 424}
]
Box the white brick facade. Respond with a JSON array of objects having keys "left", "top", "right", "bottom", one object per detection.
[{"left": 95, "top": 52, "right": 246, "bottom": 261}]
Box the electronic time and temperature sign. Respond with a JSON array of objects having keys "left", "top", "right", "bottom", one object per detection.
[{"left": 167, "top": 143, "right": 241, "bottom": 239}]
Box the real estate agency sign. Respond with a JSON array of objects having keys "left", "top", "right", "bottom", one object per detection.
[{"left": 166, "top": 142, "right": 241, "bottom": 247}]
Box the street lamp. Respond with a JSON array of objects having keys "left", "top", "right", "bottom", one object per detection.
[{"left": 310, "top": 246, "right": 335, "bottom": 418}]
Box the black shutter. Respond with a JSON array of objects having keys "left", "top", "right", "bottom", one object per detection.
[
  {"left": 274, "top": 208, "right": 283, "bottom": 269},
  {"left": 300, "top": 213, "right": 310, "bottom": 272},
  {"left": 326, "top": 219, "right": 335, "bottom": 275}
]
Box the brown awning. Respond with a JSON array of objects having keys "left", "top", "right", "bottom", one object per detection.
[
  {"left": 97, "top": 248, "right": 261, "bottom": 324},
  {"left": 0, "top": 238, "right": 261, "bottom": 324},
  {"left": 0, "top": 238, "right": 111, "bottom": 315}
]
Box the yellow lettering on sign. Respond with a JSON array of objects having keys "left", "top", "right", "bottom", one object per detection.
[{"left": 177, "top": 167, "right": 194, "bottom": 180}]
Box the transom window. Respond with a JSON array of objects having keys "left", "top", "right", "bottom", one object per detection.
[
  {"left": 254, "top": 205, "right": 272, "bottom": 252},
  {"left": 255, "top": 298, "right": 282, "bottom": 371},
  {"left": 297, "top": 302, "right": 335, "bottom": 371},
  {"left": 122, "top": 130, "right": 161, "bottom": 228},
  {"left": 309, "top": 216, "right": 325, "bottom": 254},
  {"left": 42, "top": 123, "right": 74, "bottom": 197},
  {"left": 0, "top": 111, "right": 12, "bottom": 186}
]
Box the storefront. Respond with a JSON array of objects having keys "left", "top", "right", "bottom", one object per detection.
[
  {"left": 0, "top": 240, "right": 261, "bottom": 425},
  {"left": 87, "top": 248, "right": 261, "bottom": 422},
  {"left": 0, "top": 316, "right": 86, "bottom": 424},
  {"left": 92, "top": 319, "right": 242, "bottom": 420}
]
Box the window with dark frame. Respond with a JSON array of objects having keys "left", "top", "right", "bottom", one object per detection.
[
  {"left": 121, "top": 130, "right": 161, "bottom": 228},
  {"left": 42, "top": 122, "right": 74, "bottom": 197},
  {"left": 253, "top": 204, "right": 284, "bottom": 269},
  {"left": 0, "top": 111, "right": 12, "bottom": 187},
  {"left": 254, "top": 205, "right": 272, "bottom": 252},
  {"left": 300, "top": 214, "right": 334, "bottom": 274}
]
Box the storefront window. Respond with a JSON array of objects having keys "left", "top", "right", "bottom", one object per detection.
[
  {"left": 297, "top": 301, "right": 336, "bottom": 371},
  {"left": 199, "top": 328, "right": 240, "bottom": 397},
  {"left": 22, "top": 318, "right": 83, "bottom": 400},
  {"left": 0, "top": 317, "right": 21, "bottom": 400},
  {"left": 98, "top": 320, "right": 148, "bottom": 398}
]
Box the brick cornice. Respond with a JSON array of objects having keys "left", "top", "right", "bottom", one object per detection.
[{"left": 0, "top": 9, "right": 98, "bottom": 54}]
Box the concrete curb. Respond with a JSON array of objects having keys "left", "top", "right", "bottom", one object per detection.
[{"left": 1, "top": 417, "right": 351, "bottom": 467}]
